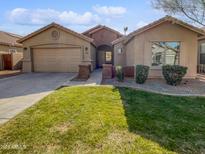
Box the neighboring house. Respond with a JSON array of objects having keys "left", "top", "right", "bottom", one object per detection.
[
  {"left": 18, "top": 23, "right": 96, "bottom": 73},
  {"left": 0, "top": 31, "right": 23, "bottom": 70},
  {"left": 112, "top": 16, "right": 205, "bottom": 78},
  {"left": 198, "top": 36, "right": 205, "bottom": 63},
  {"left": 198, "top": 36, "right": 205, "bottom": 71},
  {"left": 83, "top": 25, "right": 122, "bottom": 68}
]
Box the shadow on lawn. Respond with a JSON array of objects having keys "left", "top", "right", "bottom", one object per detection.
[{"left": 114, "top": 87, "right": 205, "bottom": 154}]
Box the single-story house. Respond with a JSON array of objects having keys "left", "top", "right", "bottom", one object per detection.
[
  {"left": 18, "top": 23, "right": 96, "bottom": 73},
  {"left": 83, "top": 25, "right": 122, "bottom": 68},
  {"left": 0, "top": 31, "right": 23, "bottom": 70},
  {"left": 112, "top": 16, "right": 205, "bottom": 78},
  {"left": 18, "top": 16, "right": 205, "bottom": 78}
]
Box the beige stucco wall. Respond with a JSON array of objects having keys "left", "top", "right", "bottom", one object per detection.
[
  {"left": 90, "top": 44, "right": 96, "bottom": 70},
  {"left": 22, "top": 27, "right": 96, "bottom": 72},
  {"left": 114, "top": 42, "right": 126, "bottom": 66},
  {"left": 0, "top": 45, "right": 10, "bottom": 53},
  {"left": 0, "top": 44, "right": 23, "bottom": 53},
  {"left": 0, "top": 44, "right": 23, "bottom": 70},
  {"left": 11, "top": 52, "right": 23, "bottom": 70},
  {"left": 0, "top": 51, "right": 8, "bottom": 70},
  {"left": 114, "top": 21, "right": 198, "bottom": 78}
]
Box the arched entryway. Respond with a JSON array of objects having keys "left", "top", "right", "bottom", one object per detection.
[{"left": 96, "top": 45, "right": 113, "bottom": 68}]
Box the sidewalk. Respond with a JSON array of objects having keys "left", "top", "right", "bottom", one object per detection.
[{"left": 62, "top": 69, "right": 102, "bottom": 87}]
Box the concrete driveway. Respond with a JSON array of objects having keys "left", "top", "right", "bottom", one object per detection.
[{"left": 0, "top": 73, "right": 75, "bottom": 124}]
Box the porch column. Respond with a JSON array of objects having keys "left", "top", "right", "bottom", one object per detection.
[{"left": 22, "top": 47, "right": 32, "bottom": 72}]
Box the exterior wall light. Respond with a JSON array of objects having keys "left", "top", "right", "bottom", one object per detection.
[{"left": 118, "top": 48, "right": 123, "bottom": 54}]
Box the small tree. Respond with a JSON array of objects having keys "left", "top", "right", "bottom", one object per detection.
[{"left": 115, "top": 66, "right": 124, "bottom": 82}]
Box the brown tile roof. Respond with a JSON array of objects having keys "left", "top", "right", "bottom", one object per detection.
[
  {"left": 112, "top": 15, "right": 205, "bottom": 45},
  {"left": 82, "top": 25, "right": 122, "bottom": 36},
  {"left": 0, "top": 31, "right": 22, "bottom": 47},
  {"left": 18, "top": 22, "right": 94, "bottom": 44},
  {"left": 82, "top": 25, "right": 102, "bottom": 35}
]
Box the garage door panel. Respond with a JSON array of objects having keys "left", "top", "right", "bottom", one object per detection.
[{"left": 33, "top": 48, "right": 81, "bottom": 72}]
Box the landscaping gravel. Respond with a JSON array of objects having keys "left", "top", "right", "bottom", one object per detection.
[{"left": 102, "top": 78, "right": 205, "bottom": 96}]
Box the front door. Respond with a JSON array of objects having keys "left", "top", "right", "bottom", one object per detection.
[
  {"left": 97, "top": 50, "right": 113, "bottom": 68},
  {"left": 2, "top": 54, "right": 12, "bottom": 70}
]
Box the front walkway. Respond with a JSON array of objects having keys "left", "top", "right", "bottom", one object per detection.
[
  {"left": 102, "top": 78, "right": 205, "bottom": 96},
  {"left": 63, "top": 69, "right": 102, "bottom": 87}
]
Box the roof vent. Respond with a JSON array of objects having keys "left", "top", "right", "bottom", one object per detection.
[{"left": 51, "top": 30, "right": 60, "bottom": 40}]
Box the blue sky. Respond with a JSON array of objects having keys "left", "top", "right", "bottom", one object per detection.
[{"left": 0, "top": 0, "right": 166, "bottom": 36}]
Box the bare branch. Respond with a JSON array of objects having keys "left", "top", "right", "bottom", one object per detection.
[{"left": 152, "top": 0, "right": 205, "bottom": 26}]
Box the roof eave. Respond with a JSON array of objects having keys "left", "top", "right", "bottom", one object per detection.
[
  {"left": 198, "top": 36, "right": 205, "bottom": 40},
  {"left": 83, "top": 25, "right": 123, "bottom": 37},
  {"left": 111, "top": 37, "right": 125, "bottom": 45},
  {"left": 0, "top": 42, "right": 23, "bottom": 47},
  {"left": 121, "top": 16, "right": 205, "bottom": 44},
  {"left": 82, "top": 25, "right": 102, "bottom": 35},
  {"left": 18, "top": 23, "right": 94, "bottom": 44}
]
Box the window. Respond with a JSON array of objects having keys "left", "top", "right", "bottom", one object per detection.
[
  {"left": 200, "top": 43, "right": 205, "bottom": 64},
  {"left": 152, "top": 42, "right": 180, "bottom": 66},
  {"left": 105, "top": 51, "right": 112, "bottom": 63},
  {"left": 9, "top": 49, "right": 17, "bottom": 53}
]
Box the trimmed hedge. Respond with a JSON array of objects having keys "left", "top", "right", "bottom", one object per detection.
[
  {"left": 162, "top": 65, "right": 188, "bottom": 86},
  {"left": 115, "top": 66, "right": 124, "bottom": 82},
  {"left": 136, "top": 65, "right": 150, "bottom": 84}
]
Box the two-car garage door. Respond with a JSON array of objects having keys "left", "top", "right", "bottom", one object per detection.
[{"left": 33, "top": 47, "right": 81, "bottom": 72}]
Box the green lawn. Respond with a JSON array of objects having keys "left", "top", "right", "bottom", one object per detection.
[{"left": 0, "top": 86, "right": 204, "bottom": 154}]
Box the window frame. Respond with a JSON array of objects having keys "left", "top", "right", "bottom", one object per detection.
[
  {"left": 200, "top": 43, "right": 205, "bottom": 64},
  {"left": 9, "top": 48, "right": 17, "bottom": 53},
  {"left": 105, "top": 51, "right": 112, "bottom": 63},
  {"left": 151, "top": 41, "right": 181, "bottom": 69}
]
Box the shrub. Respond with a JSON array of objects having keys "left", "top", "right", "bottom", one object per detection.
[
  {"left": 135, "top": 65, "right": 150, "bottom": 84},
  {"left": 162, "top": 65, "right": 188, "bottom": 86},
  {"left": 115, "top": 66, "right": 124, "bottom": 82}
]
